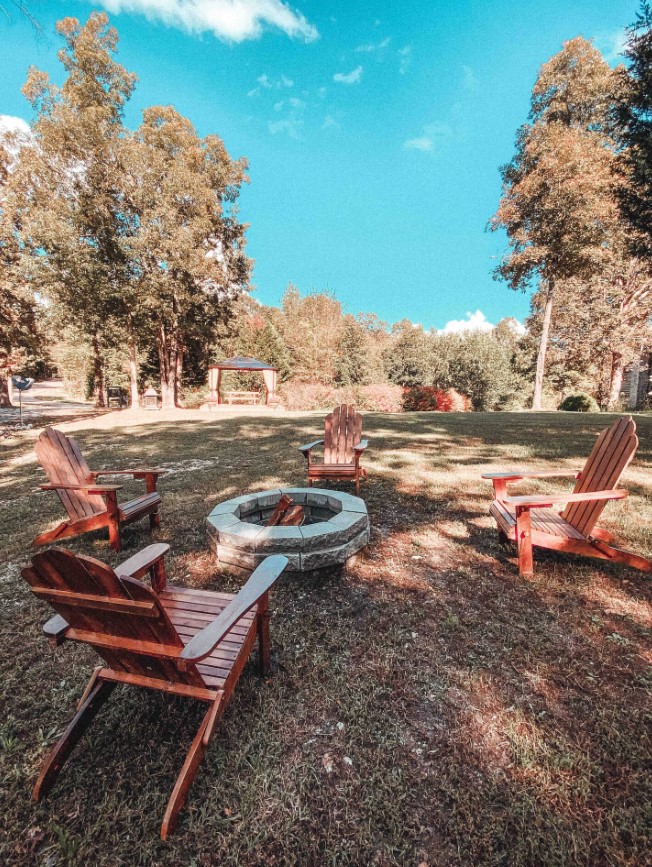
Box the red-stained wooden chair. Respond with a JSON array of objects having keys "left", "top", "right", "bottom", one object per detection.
[
  {"left": 482, "top": 416, "right": 652, "bottom": 576},
  {"left": 33, "top": 426, "right": 164, "bottom": 552},
  {"left": 21, "top": 544, "right": 288, "bottom": 840},
  {"left": 299, "top": 404, "right": 369, "bottom": 496}
]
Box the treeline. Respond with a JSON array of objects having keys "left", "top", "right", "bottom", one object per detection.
[
  {"left": 2, "top": 9, "right": 652, "bottom": 412},
  {"left": 492, "top": 12, "right": 652, "bottom": 410},
  {"left": 0, "top": 13, "right": 249, "bottom": 408},
  {"left": 208, "top": 286, "right": 531, "bottom": 411}
]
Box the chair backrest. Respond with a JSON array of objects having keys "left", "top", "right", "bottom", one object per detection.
[
  {"left": 21, "top": 548, "right": 205, "bottom": 687},
  {"left": 35, "top": 427, "right": 105, "bottom": 521},
  {"left": 562, "top": 416, "right": 638, "bottom": 536},
  {"left": 324, "top": 405, "right": 362, "bottom": 464}
]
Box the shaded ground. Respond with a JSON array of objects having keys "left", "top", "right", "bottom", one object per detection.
[{"left": 1, "top": 411, "right": 650, "bottom": 866}]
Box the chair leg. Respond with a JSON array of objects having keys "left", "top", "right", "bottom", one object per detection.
[
  {"left": 161, "top": 695, "right": 224, "bottom": 841},
  {"left": 33, "top": 679, "right": 115, "bottom": 802},
  {"left": 150, "top": 509, "right": 160, "bottom": 529},
  {"left": 355, "top": 474, "right": 360, "bottom": 497},
  {"left": 515, "top": 508, "right": 534, "bottom": 576},
  {"left": 108, "top": 518, "right": 122, "bottom": 552}
]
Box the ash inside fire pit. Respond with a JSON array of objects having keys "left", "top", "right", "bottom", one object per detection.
[{"left": 206, "top": 487, "right": 369, "bottom": 573}]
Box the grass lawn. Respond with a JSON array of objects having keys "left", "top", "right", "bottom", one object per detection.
[{"left": 1, "top": 410, "right": 651, "bottom": 866}]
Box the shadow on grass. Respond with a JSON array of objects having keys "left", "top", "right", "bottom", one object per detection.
[{"left": 1, "top": 411, "right": 651, "bottom": 865}]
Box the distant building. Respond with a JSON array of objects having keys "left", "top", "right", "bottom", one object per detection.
[{"left": 622, "top": 351, "right": 651, "bottom": 410}]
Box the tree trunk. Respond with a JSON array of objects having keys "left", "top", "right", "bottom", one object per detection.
[
  {"left": 91, "top": 334, "right": 105, "bottom": 408},
  {"left": 0, "top": 372, "right": 12, "bottom": 407},
  {"left": 532, "top": 282, "right": 554, "bottom": 411},
  {"left": 607, "top": 353, "right": 625, "bottom": 411},
  {"left": 127, "top": 333, "right": 140, "bottom": 408},
  {"left": 174, "top": 342, "right": 184, "bottom": 407},
  {"left": 158, "top": 323, "right": 177, "bottom": 409}
]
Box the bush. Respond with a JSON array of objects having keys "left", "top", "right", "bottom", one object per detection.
[
  {"left": 559, "top": 392, "right": 600, "bottom": 412},
  {"left": 355, "top": 384, "right": 403, "bottom": 413},
  {"left": 278, "top": 381, "right": 403, "bottom": 412},
  {"left": 181, "top": 386, "right": 209, "bottom": 408},
  {"left": 447, "top": 389, "right": 472, "bottom": 412},
  {"left": 402, "top": 386, "right": 471, "bottom": 412}
]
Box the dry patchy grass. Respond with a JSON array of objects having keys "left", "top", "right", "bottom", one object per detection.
[{"left": 0, "top": 411, "right": 651, "bottom": 866}]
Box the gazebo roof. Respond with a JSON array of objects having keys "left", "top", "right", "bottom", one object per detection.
[{"left": 209, "top": 356, "right": 278, "bottom": 371}]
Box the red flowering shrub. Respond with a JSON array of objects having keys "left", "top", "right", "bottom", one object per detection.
[
  {"left": 447, "top": 389, "right": 472, "bottom": 412},
  {"left": 402, "top": 386, "right": 471, "bottom": 412}
]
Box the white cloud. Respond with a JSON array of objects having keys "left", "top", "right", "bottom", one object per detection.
[
  {"left": 274, "top": 96, "right": 304, "bottom": 111},
  {"left": 439, "top": 310, "right": 495, "bottom": 335},
  {"left": 398, "top": 44, "right": 412, "bottom": 75},
  {"left": 98, "top": 0, "right": 318, "bottom": 43},
  {"left": 595, "top": 29, "right": 627, "bottom": 64},
  {"left": 0, "top": 115, "right": 31, "bottom": 137},
  {"left": 268, "top": 118, "right": 303, "bottom": 138},
  {"left": 322, "top": 114, "right": 340, "bottom": 130},
  {"left": 317, "top": 86, "right": 327, "bottom": 98},
  {"left": 249, "top": 72, "right": 293, "bottom": 96},
  {"left": 0, "top": 115, "right": 33, "bottom": 161},
  {"left": 403, "top": 135, "right": 433, "bottom": 152},
  {"left": 333, "top": 65, "right": 363, "bottom": 85},
  {"left": 403, "top": 121, "right": 452, "bottom": 154},
  {"left": 355, "top": 36, "right": 390, "bottom": 53}
]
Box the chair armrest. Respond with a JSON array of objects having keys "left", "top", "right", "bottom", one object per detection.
[
  {"left": 90, "top": 469, "right": 165, "bottom": 478},
  {"left": 43, "top": 614, "right": 69, "bottom": 646},
  {"left": 178, "top": 555, "right": 288, "bottom": 669},
  {"left": 353, "top": 439, "right": 369, "bottom": 452},
  {"left": 40, "top": 483, "right": 122, "bottom": 493},
  {"left": 482, "top": 470, "right": 582, "bottom": 481},
  {"left": 298, "top": 439, "right": 324, "bottom": 454},
  {"left": 505, "top": 489, "right": 628, "bottom": 508},
  {"left": 116, "top": 543, "right": 170, "bottom": 581}
]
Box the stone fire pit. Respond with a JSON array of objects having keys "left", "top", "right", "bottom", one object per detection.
[{"left": 206, "top": 488, "right": 369, "bottom": 573}]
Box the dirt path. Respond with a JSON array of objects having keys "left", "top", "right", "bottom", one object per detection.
[{"left": 0, "top": 379, "right": 102, "bottom": 429}]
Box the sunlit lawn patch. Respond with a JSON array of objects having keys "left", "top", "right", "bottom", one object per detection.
[{"left": 1, "top": 411, "right": 650, "bottom": 865}]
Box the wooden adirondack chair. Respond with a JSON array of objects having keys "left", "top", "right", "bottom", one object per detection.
[
  {"left": 33, "top": 426, "right": 164, "bottom": 552},
  {"left": 299, "top": 404, "right": 369, "bottom": 496},
  {"left": 21, "top": 544, "right": 288, "bottom": 840},
  {"left": 482, "top": 416, "right": 652, "bottom": 576}
]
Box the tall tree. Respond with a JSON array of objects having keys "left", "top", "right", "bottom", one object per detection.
[
  {"left": 385, "top": 320, "right": 432, "bottom": 387},
  {"left": 548, "top": 254, "right": 652, "bottom": 408},
  {"left": 16, "top": 12, "right": 136, "bottom": 406},
  {"left": 335, "top": 314, "right": 371, "bottom": 386},
  {"left": 125, "top": 106, "right": 250, "bottom": 407},
  {"left": 0, "top": 138, "right": 39, "bottom": 406},
  {"left": 616, "top": 2, "right": 652, "bottom": 260},
  {"left": 491, "top": 38, "right": 620, "bottom": 409},
  {"left": 278, "top": 285, "right": 343, "bottom": 383}
]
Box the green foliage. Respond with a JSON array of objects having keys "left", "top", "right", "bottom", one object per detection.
[
  {"left": 385, "top": 321, "right": 432, "bottom": 387},
  {"left": 335, "top": 315, "right": 371, "bottom": 386},
  {"left": 559, "top": 392, "right": 600, "bottom": 412},
  {"left": 616, "top": 2, "right": 652, "bottom": 258}
]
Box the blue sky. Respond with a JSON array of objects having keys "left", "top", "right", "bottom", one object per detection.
[{"left": 0, "top": 0, "right": 638, "bottom": 332}]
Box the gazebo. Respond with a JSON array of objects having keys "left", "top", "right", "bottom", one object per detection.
[{"left": 207, "top": 357, "right": 279, "bottom": 406}]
